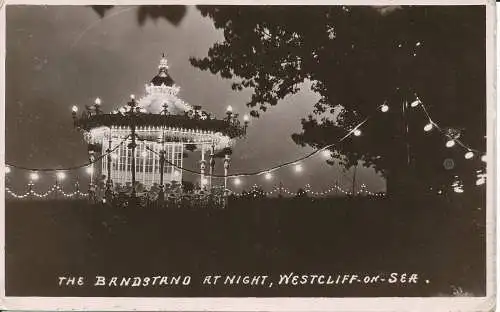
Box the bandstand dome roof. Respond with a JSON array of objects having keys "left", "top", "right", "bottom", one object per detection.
[
  {"left": 73, "top": 54, "right": 247, "bottom": 147},
  {"left": 150, "top": 54, "right": 175, "bottom": 87}
]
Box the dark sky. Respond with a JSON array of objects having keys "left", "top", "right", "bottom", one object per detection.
[{"left": 5, "top": 5, "right": 384, "bottom": 194}]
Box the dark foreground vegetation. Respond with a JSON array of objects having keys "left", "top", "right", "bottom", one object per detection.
[{"left": 5, "top": 193, "right": 485, "bottom": 297}]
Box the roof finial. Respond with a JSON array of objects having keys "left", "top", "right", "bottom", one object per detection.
[{"left": 159, "top": 53, "right": 169, "bottom": 70}]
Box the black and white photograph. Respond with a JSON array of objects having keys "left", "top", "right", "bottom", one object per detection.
[{"left": 0, "top": 1, "right": 496, "bottom": 311}]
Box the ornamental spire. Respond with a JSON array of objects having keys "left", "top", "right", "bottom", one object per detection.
[{"left": 158, "top": 53, "right": 169, "bottom": 71}]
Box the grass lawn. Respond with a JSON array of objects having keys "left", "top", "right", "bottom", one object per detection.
[{"left": 5, "top": 193, "right": 485, "bottom": 297}]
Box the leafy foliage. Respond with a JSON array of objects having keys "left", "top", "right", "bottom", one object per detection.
[{"left": 190, "top": 6, "right": 486, "bottom": 195}]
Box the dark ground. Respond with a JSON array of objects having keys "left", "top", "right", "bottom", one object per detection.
[{"left": 5, "top": 193, "right": 486, "bottom": 297}]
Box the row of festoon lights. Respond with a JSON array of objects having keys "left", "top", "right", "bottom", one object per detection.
[
  {"left": 229, "top": 183, "right": 384, "bottom": 197},
  {"left": 6, "top": 184, "right": 88, "bottom": 199},
  {"left": 380, "top": 99, "right": 486, "bottom": 161}
]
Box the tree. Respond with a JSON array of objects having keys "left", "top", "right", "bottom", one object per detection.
[{"left": 190, "top": 6, "right": 486, "bottom": 196}]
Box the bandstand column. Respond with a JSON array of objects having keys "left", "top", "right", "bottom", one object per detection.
[
  {"left": 200, "top": 144, "right": 206, "bottom": 189},
  {"left": 88, "top": 150, "right": 95, "bottom": 201},
  {"left": 209, "top": 144, "right": 215, "bottom": 190},
  {"left": 105, "top": 129, "right": 113, "bottom": 202},
  {"left": 158, "top": 149, "right": 166, "bottom": 202},
  {"left": 223, "top": 154, "right": 230, "bottom": 208}
]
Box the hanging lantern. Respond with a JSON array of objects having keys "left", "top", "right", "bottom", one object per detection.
[
  {"left": 353, "top": 129, "right": 362, "bottom": 137},
  {"left": 56, "top": 171, "right": 66, "bottom": 180},
  {"left": 264, "top": 172, "right": 273, "bottom": 180},
  {"left": 445, "top": 140, "right": 455, "bottom": 148},
  {"left": 424, "top": 123, "right": 433, "bottom": 132},
  {"left": 464, "top": 151, "right": 474, "bottom": 159},
  {"left": 294, "top": 164, "right": 303, "bottom": 173},
  {"left": 380, "top": 104, "right": 389, "bottom": 112},
  {"left": 30, "top": 172, "right": 39, "bottom": 181},
  {"left": 410, "top": 99, "right": 421, "bottom": 108}
]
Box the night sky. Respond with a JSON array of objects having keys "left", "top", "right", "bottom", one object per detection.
[{"left": 5, "top": 5, "right": 384, "bottom": 194}]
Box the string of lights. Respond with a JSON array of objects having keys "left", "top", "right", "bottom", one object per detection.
[
  {"left": 414, "top": 95, "right": 484, "bottom": 157},
  {"left": 6, "top": 184, "right": 88, "bottom": 199},
  {"left": 4, "top": 93, "right": 486, "bottom": 193},
  {"left": 228, "top": 183, "right": 385, "bottom": 197}
]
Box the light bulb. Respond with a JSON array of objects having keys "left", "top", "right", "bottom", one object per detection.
[
  {"left": 353, "top": 129, "right": 362, "bottom": 137},
  {"left": 243, "top": 114, "right": 250, "bottom": 122},
  {"left": 464, "top": 151, "right": 474, "bottom": 159},
  {"left": 94, "top": 97, "right": 101, "bottom": 105},
  {"left": 410, "top": 99, "right": 421, "bottom": 107},
  {"left": 481, "top": 155, "right": 487, "bottom": 163},
  {"left": 30, "top": 172, "right": 39, "bottom": 181},
  {"left": 265, "top": 172, "right": 272, "bottom": 180},
  {"left": 56, "top": 171, "right": 66, "bottom": 180},
  {"left": 424, "top": 123, "right": 433, "bottom": 132},
  {"left": 321, "top": 150, "right": 330, "bottom": 158},
  {"left": 234, "top": 178, "right": 241, "bottom": 186},
  {"left": 5, "top": 166, "right": 10, "bottom": 174},
  {"left": 72, "top": 105, "right": 78, "bottom": 113},
  {"left": 294, "top": 164, "right": 303, "bottom": 173},
  {"left": 380, "top": 104, "right": 389, "bottom": 112},
  {"left": 86, "top": 167, "right": 94, "bottom": 175},
  {"left": 226, "top": 105, "right": 233, "bottom": 113},
  {"left": 445, "top": 140, "right": 455, "bottom": 148},
  {"left": 130, "top": 94, "right": 135, "bottom": 100}
]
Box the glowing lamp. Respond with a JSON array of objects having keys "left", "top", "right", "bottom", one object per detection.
[
  {"left": 86, "top": 167, "right": 94, "bottom": 175},
  {"left": 243, "top": 114, "right": 250, "bottom": 122},
  {"left": 380, "top": 104, "right": 389, "bottom": 112},
  {"left": 130, "top": 94, "right": 135, "bottom": 100},
  {"left": 226, "top": 105, "right": 233, "bottom": 113},
  {"left": 464, "top": 151, "right": 474, "bottom": 160},
  {"left": 5, "top": 166, "right": 10, "bottom": 174},
  {"left": 424, "top": 123, "right": 433, "bottom": 132},
  {"left": 264, "top": 172, "right": 272, "bottom": 180},
  {"left": 71, "top": 105, "right": 78, "bottom": 113},
  {"left": 481, "top": 155, "right": 487, "bottom": 163},
  {"left": 56, "top": 171, "right": 66, "bottom": 180},
  {"left": 294, "top": 164, "right": 303, "bottom": 173},
  {"left": 30, "top": 172, "right": 39, "bottom": 181},
  {"left": 353, "top": 129, "right": 362, "bottom": 137},
  {"left": 94, "top": 97, "right": 102, "bottom": 105},
  {"left": 445, "top": 140, "right": 455, "bottom": 148},
  {"left": 234, "top": 178, "right": 241, "bottom": 186},
  {"left": 321, "top": 150, "right": 330, "bottom": 158},
  {"left": 410, "top": 99, "right": 421, "bottom": 108}
]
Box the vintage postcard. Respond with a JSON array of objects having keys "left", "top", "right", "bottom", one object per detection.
[{"left": 0, "top": 0, "right": 496, "bottom": 311}]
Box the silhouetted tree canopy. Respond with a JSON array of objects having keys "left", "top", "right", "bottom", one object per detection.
[
  {"left": 190, "top": 5, "right": 486, "bottom": 196},
  {"left": 90, "top": 5, "right": 187, "bottom": 26}
]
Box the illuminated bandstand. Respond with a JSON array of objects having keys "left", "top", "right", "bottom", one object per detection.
[{"left": 72, "top": 54, "right": 248, "bottom": 200}]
